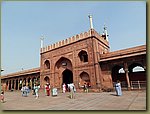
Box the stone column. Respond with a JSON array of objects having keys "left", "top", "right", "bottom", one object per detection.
[
  {"left": 10, "top": 80, "right": 12, "bottom": 90},
  {"left": 30, "top": 79, "right": 32, "bottom": 89},
  {"left": 17, "top": 79, "right": 19, "bottom": 90},
  {"left": 14, "top": 80, "right": 16, "bottom": 90},
  {"left": 124, "top": 63, "right": 131, "bottom": 90},
  {"left": 26, "top": 78, "right": 28, "bottom": 86},
  {"left": 7, "top": 80, "right": 9, "bottom": 91}
]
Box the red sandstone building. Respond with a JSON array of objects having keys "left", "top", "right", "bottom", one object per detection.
[{"left": 1, "top": 16, "right": 146, "bottom": 92}]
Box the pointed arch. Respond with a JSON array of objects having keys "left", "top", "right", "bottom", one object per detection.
[
  {"left": 55, "top": 57, "right": 72, "bottom": 70},
  {"left": 78, "top": 50, "right": 88, "bottom": 62},
  {"left": 44, "top": 60, "right": 50, "bottom": 69},
  {"left": 128, "top": 63, "right": 145, "bottom": 73},
  {"left": 62, "top": 69, "right": 73, "bottom": 86},
  {"left": 44, "top": 76, "right": 50, "bottom": 84},
  {"left": 79, "top": 72, "right": 90, "bottom": 86}
]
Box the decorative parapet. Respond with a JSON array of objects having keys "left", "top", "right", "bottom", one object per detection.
[{"left": 40, "top": 29, "right": 109, "bottom": 53}]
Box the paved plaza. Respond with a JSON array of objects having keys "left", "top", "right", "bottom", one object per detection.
[{"left": 1, "top": 89, "right": 146, "bottom": 110}]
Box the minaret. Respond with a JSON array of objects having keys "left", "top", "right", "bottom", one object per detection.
[
  {"left": 103, "top": 24, "right": 109, "bottom": 41},
  {"left": 40, "top": 35, "right": 44, "bottom": 48},
  {"left": 88, "top": 14, "right": 94, "bottom": 29}
]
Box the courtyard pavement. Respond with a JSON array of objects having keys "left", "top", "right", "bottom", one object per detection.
[{"left": 0, "top": 89, "right": 146, "bottom": 110}]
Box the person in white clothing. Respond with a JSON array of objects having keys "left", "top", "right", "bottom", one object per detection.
[
  {"left": 62, "top": 83, "right": 66, "bottom": 93},
  {"left": 115, "top": 80, "right": 122, "bottom": 96},
  {"left": 68, "top": 83, "right": 76, "bottom": 99}
]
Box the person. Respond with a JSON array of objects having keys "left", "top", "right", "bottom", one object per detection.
[
  {"left": 44, "top": 84, "right": 47, "bottom": 95},
  {"left": 25, "top": 85, "right": 30, "bottom": 96},
  {"left": 21, "top": 85, "right": 27, "bottom": 97},
  {"left": 32, "top": 84, "right": 36, "bottom": 95},
  {"left": 45, "top": 83, "right": 50, "bottom": 96},
  {"left": 62, "top": 83, "right": 66, "bottom": 93},
  {"left": 115, "top": 80, "right": 122, "bottom": 96},
  {"left": 1, "top": 91, "right": 5, "bottom": 103},
  {"left": 34, "top": 84, "right": 40, "bottom": 99},
  {"left": 68, "top": 83, "right": 76, "bottom": 99},
  {"left": 83, "top": 83, "right": 88, "bottom": 93}
]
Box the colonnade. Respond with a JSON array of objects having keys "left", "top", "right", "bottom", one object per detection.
[{"left": 2, "top": 76, "right": 40, "bottom": 91}]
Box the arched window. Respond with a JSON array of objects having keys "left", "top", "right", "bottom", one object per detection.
[
  {"left": 44, "top": 60, "right": 50, "bottom": 69},
  {"left": 118, "top": 68, "right": 125, "bottom": 73},
  {"left": 79, "top": 72, "right": 90, "bottom": 86},
  {"left": 133, "top": 66, "right": 145, "bottom": 72},
  {"left": 44, "top": 76, "right": 50, "bottom": 84},
  {"left": 78, "top": 50, "right": 88, "bottom": 62},
  {"left": 128, "top": 63, "right": 145, "bottom": 73}
]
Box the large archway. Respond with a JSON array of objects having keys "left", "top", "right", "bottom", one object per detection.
[
  {"left": 62, "top": 69, "right": 73, "bottom": 89},
  {"left": 111, "top": 65, "right": 125, "bottom": 82},
  {"left": 54, "top": 57, "right": 73, "bottom": 88}
]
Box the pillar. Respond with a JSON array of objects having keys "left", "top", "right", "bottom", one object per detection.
[{"left": 124, "top": 63, "right": 131, "bottom": 90}]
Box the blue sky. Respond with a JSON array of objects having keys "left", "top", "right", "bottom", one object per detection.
[{"left": 1, "top": 1, "right": 146, "bottom": 75}]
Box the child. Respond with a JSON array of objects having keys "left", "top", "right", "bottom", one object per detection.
[{"left": 1, "top": 91, "right": 4, "bottom": 103}]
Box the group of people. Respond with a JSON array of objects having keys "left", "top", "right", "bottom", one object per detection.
[
  {"left": 21, "top": 83, "right": 40, "bottom": 99},
  {"left": 21, "top": 85, "right": 30, "bottom": 97},
  {"left": 62, "top": 83, "right": 76, "bottom": 99},
  {"left": 4, "top": 80, "right": 121, "bottom": 102},
  {"left": 83, "top": 83, "right": 91, "bottom": 93}
]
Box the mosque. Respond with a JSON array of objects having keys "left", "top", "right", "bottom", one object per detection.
[{"left": 1, "top": 15, "right": 146, "bottom": 92}]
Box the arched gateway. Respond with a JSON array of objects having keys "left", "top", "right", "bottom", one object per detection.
[
  {"left": 62, "top": 69, "right": 73, "bottom": 89},
  {"left": 54, "top": 57, "right": 73, "bottom": 88}
]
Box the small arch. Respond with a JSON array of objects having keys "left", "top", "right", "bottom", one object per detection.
[
  {"left": 79, "top": 72, "right": 90, "bottom": 86},
  {"left": 111, "top": 65, "right": 123, "bottom": 82},
  {"left": 44, "top": 60, "right": 50, "bottom": 69},
  {"left": 44, "top": 76, "right": 50, "bottom": 84},
  {"left": 118, "top": 68, "right": 125, "bottom": 73},
  {"left": 128, "top": 62, "right": 146, "bottom": 82},
  {"left": 78, "top": 50, "right": 88, "bottom": 62},
  {"left": 133, "top": 66, "right": 145, "bottom": 72},
  {"left": 128, "top": 63, "right": 145, "bottom": 73}
]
